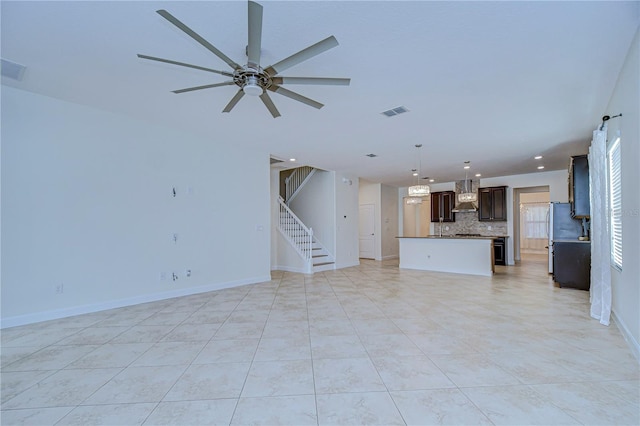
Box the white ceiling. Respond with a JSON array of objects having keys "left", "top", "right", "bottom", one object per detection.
[{"left": 2, "top": 1, "right": 638, "bottom": 186}]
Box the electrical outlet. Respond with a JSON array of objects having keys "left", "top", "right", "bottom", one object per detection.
[
  {"left": 185, "top": 269, "right": 192, "bottom": 278},
  {"left": 172, "top": 233, "right": 178, "bottom": 244},
  {"left": 172, "top": 272, "right": 179, "bottom": 281},
  {"left": 54, "top": 283, "right": 64, "bottom": 294}
]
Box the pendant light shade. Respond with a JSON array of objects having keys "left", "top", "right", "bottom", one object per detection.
[
  {"left": 408, "top": 185, "right": 431, "bottom": 197},
  {"left": 458, "top": 191, "right": 477, "bottom": 203},
  {"left": 405, "top": 197, "right": 423, "bottom": 205},
  {"left": 408, "top": 144, "right": 430, "bottom": 197}
]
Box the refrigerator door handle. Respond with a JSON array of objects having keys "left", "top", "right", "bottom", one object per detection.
[{"left": 545, "top": 208, "right": 551, "bottom": 239}]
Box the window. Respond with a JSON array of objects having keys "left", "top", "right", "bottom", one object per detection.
[
  {"left": 608, "top": 136, "right": 622, "bottom": 270},
  {"left": 521, "top": 203, "right": 549, "bottom": 239}
]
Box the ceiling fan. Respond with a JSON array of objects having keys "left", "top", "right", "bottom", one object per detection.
[{"left": 138, "top": 1, "right": 350, "bottom": 118}]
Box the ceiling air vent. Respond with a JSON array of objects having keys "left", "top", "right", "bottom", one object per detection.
[
  {"left": 381, "top": 106, "right": 409, "bottom": 117},
  {"left": 366, "top": 153, "right": 378, "bottom": 158}
]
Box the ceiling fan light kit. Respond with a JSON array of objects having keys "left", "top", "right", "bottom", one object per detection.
[
  {"left": 138, "top": 1, "right": 350, "bottom": 118},
  {"left": 242, "top": 76, "right": 263, "bottom": 96}
]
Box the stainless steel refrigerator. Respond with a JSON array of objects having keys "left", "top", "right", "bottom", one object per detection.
[{"left": 547, "top": 202, "right": 583, "bottom": 273}]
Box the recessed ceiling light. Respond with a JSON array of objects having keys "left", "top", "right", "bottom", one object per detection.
[
  {"left": 429, "top": 179, "right": 435, "bottom": 183},
  {"left": 475, "top": 173, "right": 481, "bottom": 177},
  {"left": 534, "top": 155, "right": 543, "bottom": 160},
  {"left": 464, "top": 165, "right": 470, "bottom": 169},
  {"left": 289, "top": 158, "right": 296, "bottom": 162},
  {"left": 537, "top": 165, "right": 545, "bottom": 170},
  {"left": 412, "top": 169, "right": 418, "bottom": 176}
]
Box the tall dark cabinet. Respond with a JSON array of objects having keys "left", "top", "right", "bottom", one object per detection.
[
  {"left": 569, "top": 155, "right": 590, "bottom": 219},
  {"left": 430, "top": 191, "right": 456, "bottom": 222},
  {"left": 478, "top": 186, "right": 507, "bottom": 221}
]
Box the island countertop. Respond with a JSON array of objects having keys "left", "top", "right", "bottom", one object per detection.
[{"left": 398, "top": 236, "right": 496, "bottom": 276}]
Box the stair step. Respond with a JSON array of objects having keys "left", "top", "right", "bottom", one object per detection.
[
  {"left": 313, "top": 261, "right": 335, "bottom": 267},
  {"left": 312, "top": 254, "right": 328, "bottom": 258}
]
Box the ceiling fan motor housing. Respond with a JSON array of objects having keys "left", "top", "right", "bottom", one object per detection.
[{"left": 237, "top": 68, "right": 270, "bottom": 96}]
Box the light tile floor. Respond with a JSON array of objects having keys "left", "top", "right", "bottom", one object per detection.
[{"left": 1, "top": 255, "right": 638, "bottom": 425}]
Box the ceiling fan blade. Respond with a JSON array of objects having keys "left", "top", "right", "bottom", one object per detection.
[
  {"left": 264, "top": 36, "right": 339, "bottom": 76},
  {"left": 222, "top": 89, "right": 245, "bottom": 113},
  {"left": 156, "top": 9, "right": 241, "bottom": 70},
  {"left": 272, "top": 77, "right": 350, "bottom": 86},
  {"left": 268, "top": 85, "right": 323, "bottom": 109},
  {"left": 137, "top": 54, "right": 234, "bottom": 77},
  {"left": 259, "top": 92, "right": 281, "bottom": 118},
  {"left": 247, "top": 1, "right": 263, "bottom": 69},
  {"left": 172, "top": 81, "right": 235, "bottom": 94}
]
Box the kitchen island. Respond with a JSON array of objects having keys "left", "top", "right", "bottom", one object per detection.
[{"left": 397, "top": 236, "right": 496, "bottom": 277}]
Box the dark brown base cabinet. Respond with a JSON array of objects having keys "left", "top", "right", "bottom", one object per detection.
[
  {"left": 493, "top": 237, "right": 506, "bottom": 265},
  {"left": 430, "top": 191, "right": 456, "bottom": 222},
  {"left": 553, "top": 241, "right": 591, "bottom": 290},
  {"left": 478, "top": 186, "right": 507, "bottom": 221}
]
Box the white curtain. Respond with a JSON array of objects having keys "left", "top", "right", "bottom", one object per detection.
[{"left": 588, "top": 125, "right": 611, "bottom": 326}]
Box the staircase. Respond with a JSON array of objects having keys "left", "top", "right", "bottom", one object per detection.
[
  {"left": 277, "top": 196, "right": 334, "bottom": 273},
  {"left": 285, "top": 166, "right": 316, "bottom": 205}
]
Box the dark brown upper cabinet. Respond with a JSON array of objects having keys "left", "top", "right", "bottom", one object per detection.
[
  {"left": 569, "top": 155, "right": 590, "bottom": 219},
  {"left": 478, "top": 186, "right": 507, "bottom": 221},
  {"left": 430, "top": 191, "right": 456, "bottom": 222}
]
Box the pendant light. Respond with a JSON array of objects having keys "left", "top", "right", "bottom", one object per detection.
[
  {"left": 458, "top": 161, "right": 477, "bottom": 203},
  {"left": 405, "top": 197, "right": 423, "bottom": 205},
  {"left": 452, "top": 161, "right": 478, "bottom": 212},
  {"left": 408, "top": 144, "right": 430, "bottom": 197}
]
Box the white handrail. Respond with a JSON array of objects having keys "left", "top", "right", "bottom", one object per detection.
[{"left": 277, "top": 196, "right": 313, "bottom": 261}]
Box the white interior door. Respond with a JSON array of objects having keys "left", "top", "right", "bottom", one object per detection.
[{"left": 359, "top": 204, "right": 375, "bottom": 259}]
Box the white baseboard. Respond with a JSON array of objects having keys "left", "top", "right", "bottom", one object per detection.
[
  {"left": 273, "top": 265, "right": 310, "bottom": 274},
  {"left": 334, "top": 261, "right": 360, "bottom": 269},
  {"left": 0, "top": 275, "right": 271, "bottom": 329},
  {"left": 612, "top": 310, "right": 640, "bottom": 363}
]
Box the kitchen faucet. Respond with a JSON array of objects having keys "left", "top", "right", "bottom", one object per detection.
[{"left": 439, "top": 217, "right": 444, "bottom": 237}]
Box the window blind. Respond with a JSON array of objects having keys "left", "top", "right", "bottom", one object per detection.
[{"left": 608, "top": 137, "right": 622, "bottom": 269}]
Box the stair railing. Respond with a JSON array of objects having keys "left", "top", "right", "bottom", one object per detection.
[
  {"left": 277, "top": 196, "right": 313, "bottom": 263},
  {"left": 285, "top": 166, "right": 315, "bottom": 204}
]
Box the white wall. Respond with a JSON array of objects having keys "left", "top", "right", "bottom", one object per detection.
[
  {"left": 380, "top": 184, "right": 399, "bottom": 259},
  {"left": 605, "top": 27, "right": 639, "bottom": 356},
  {"left": 1, "top": 87, "right": 272, "bottom": 327},
  {"left": 334, "top": 173, "right": 360, "bottom": 268},
  {"left": 270, "top": 168, "right": 281, "bottom": 270},
  {"left": 289, "top": 170, "right": 335, "bottom": 252}
]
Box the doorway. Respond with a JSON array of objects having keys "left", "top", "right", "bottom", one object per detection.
[
  {"left": 402, "top": 197, "right": 430, "bottom": 237},
  {"left": 513, "top": 186, "right": 549, "bottom": 265},
  {"left": 359, "top": 204, "right": 375, "bottom": 259}
]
